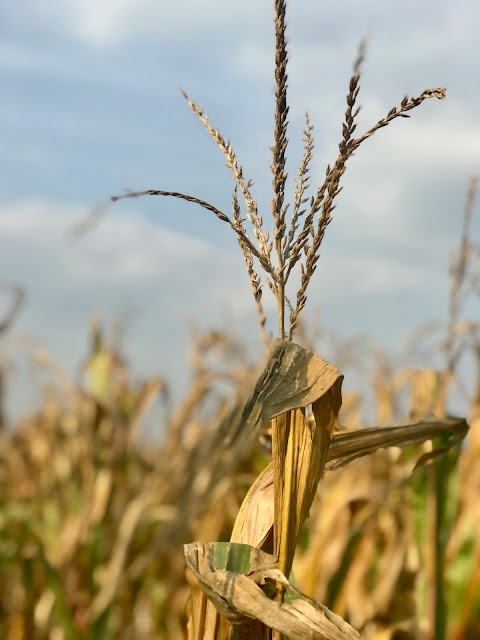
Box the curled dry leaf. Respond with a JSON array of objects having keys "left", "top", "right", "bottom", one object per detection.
[
  {"left": 231, "top": 464, "right": 275, "bottom": 549},
  {"left": 185, "top": 541, "right": 362, "bottom": 640},
  {"left": 232, "top": 342, "right": 343, "bottom": 555},
  {"left": 163, "top": 339, "right": 343, "bottom": 545}
]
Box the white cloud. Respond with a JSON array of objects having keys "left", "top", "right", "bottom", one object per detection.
[
  {"left": 0, "top": 193, "right": 442, "bottom": 342},
  {"left": 0, "top": 198, "right": 254, "bottom": 352},
  {"left": 0, "top": 198, "right": 243, "bottom": 295},
  {"left": 378, "top": 113, "right": 480, "bottom": 169},
  {"left": 2, "top": 0, "right": 477, "bottom": 420},
  {"left": 323, "top": 253, "right": 434, "bottom": 295},
  {"left": 0, "top": 198, "right": 268, "bottom": 416},
  {"left": 0, "top": 192, "right": 452, "bottom": 422},
  {"left": 8, "top": 0, "right": 476, "bottom": 56},
  {"left": 6, "top": 0, "right": 270, "bottom": 48}
]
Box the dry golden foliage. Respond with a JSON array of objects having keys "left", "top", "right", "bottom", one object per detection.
[
  {"left": 5, "top": 0, "right": 479, "bottom": 638},
  {"left": 183, "top": 337, "right": 467, "bottom": 640},
  {"left": 0, "top": 318, "right": 478, "bottom": 639},
  {"left": 185, "top": 542, "right": 362, "bottom": 640}
]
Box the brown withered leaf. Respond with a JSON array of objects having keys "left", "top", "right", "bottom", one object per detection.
[
  {"left": 326, "top": 415, "right": 468, "bottom": 470},
  {"left": 163, "top": 339, "right": 343, "bottom": 545},
  {"left": 187, "top": 340, "right": 343, "bottom": 639},
  {"left": 232, "top": 415, "right": 468, "bottom": 550},
  {"left": 185, "top": 542, "right": 362, "bottom": 640},
  {"left": 231, "top": 464, "right": 275, "bottom": 549},
  {"left": 185, "top": 343, "right": 467, "bottom": 640}
]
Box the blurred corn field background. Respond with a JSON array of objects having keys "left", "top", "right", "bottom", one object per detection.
[
  {"left": 2, "top": 0, "right": 480, "bottom": 638},
  {"left": 1, "top": 184, "right": 479, "bottom": 638}
]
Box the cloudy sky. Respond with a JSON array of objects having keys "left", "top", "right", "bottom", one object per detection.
[{"left": 1, "top": 0, "right": 480, "bottom": 421}]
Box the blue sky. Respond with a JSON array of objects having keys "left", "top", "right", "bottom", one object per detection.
[{"left": 1, "top": 0, "right": 480, "bottom": 421}]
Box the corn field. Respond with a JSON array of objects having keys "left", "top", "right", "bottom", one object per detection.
[{"left": 1, "top": 2, "right": 479, "bottom": 639}]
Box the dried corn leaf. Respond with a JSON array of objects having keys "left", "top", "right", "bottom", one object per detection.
[
  {"left": 186, "top": 344, "right": 467, "bottom": 640},
  {"left": 326, "top": 416, "right": 468, "bottom": 470},
  {"left": 232, "top": 416, "right": 468, "bottom": 549},
  {"left": 231, "top": 464, "right": 275, "bottom": 548},
  {"left": 185, "top": 542, "right": 362, "bottom": 640},
  {"left": 188, "top": 341, "right": 343, "bottom": 638},
  {"left": 163, "top": 339, "right": 343, "bottom": 545}
]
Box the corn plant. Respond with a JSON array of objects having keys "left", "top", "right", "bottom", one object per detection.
[{"left": 109, "top": 2, "right": 466, "bottom": 639}]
